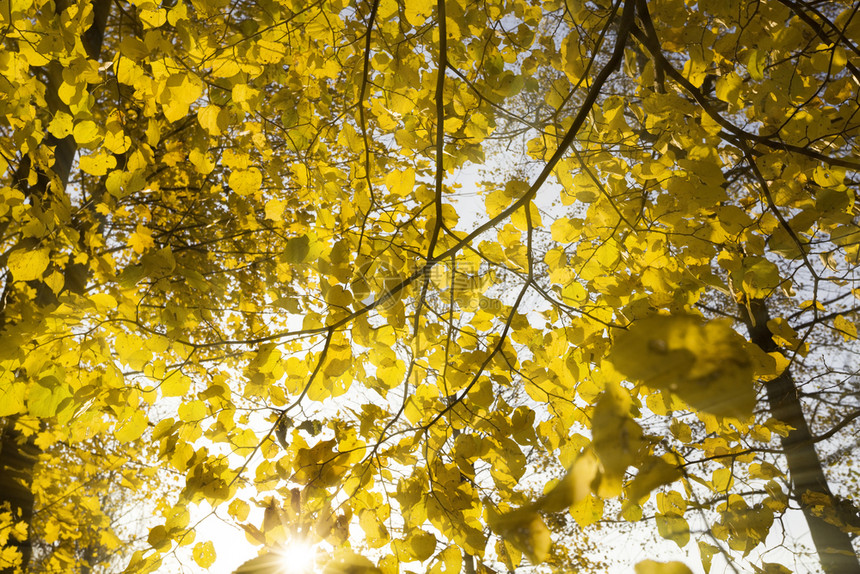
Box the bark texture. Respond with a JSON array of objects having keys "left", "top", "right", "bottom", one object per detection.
[
  {"left": 741, "top": 298, "right": 860, "bottom": 574},
  {"left": 0, "top": 1, "right": 111, "bottom": 572},
  {"left": 0, "top": 424, "right": 40, "bottom": 573}
]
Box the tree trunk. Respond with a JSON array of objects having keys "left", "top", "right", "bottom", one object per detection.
[
  {"left": 0, "top": 424, "right": 39, "bottom": 574},
  {"left": 0, "top": 1, "right": 111, "bottom": 571},
  {"left": 740, "top": 298, "right": 860, "bottom": 574}
]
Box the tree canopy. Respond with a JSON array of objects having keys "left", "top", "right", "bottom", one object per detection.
[{"left": 2, "top": 0, "right": 860, "bottom": 573}]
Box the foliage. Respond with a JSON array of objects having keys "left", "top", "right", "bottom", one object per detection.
[{"left": 1, "top": 0, "right": 860, "bottom": 573}]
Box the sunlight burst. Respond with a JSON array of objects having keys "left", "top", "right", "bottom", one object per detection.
[{"left": 277, "top": 539, "right": 318, "bottom": 574}]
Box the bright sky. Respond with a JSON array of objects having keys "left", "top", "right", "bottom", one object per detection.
[{"left": 159, "top": 147, "right": 825, "bottom": 574}]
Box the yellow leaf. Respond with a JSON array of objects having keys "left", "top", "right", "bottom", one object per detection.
[
  {"left": 550, "top": 217, "right": 579, "bottom": 243},
  {"left": 538, "top": 449, "right": 598, "bottom": 512},
  {"left": 139, "top": 6, "right": 167, "bottom": 28},
  {"left": 168, "top": 0, "right": 187, "bottom": 25},
  {"left": 747, "top": 49, "right": 765, "bottom": 81},
  {"left": 48, "top": 111, "right": 74, "bottom": 138},
  {"left": 699, "top": 541, "right": 718, "bottom": 573},
  {"left": 657, "top": 491, "right": 686, "bottom": 519},
  {"left": 128, "top": 224, "right": 155, "bottom": 254},
  {"left": 485, "top": 188, "right": 511, "bottom": 218},
  {"left": 27, "top": 375, "right": 72, "bottom": 418},
  {"left": 115, "top": 410, "right": 148, "bottom": 443},
  {"left": 760, "top": 562, "right": 792, "bottom": 574},
  {"left": 569, "top": 494, "right": 603, "bottom": 527},
  {"left": 146, "top": 334, "right": 171, "bottom": 353},
  {"left": 0, "top": 382, "right": 27, "bottom": 416},
  {"left": 385, "top": 167, "right": 415, "bottom": 196},
  {"left": 163, "top": 73, "right": 204, "bottom": 123},
  {"left": 89, "top": 292, "right": 118, "bottom": 310},
  {"left": 510, "top": 200, "right": 542, "bottom": 232},
  {"left": 234, "top": 552, "right": 285, "bottom": 573},
  {"left": 712, "top": 467, "right": 734, "bottom": 492},
  {"left": 192, "top": 541, "right": 216, "bottom": 568},
  {"left": 283, "top": 235, "right": 311, "bottom": 263},
  {"left": 8, "top": 248, "right": 50, "bottom": 282},
  {"left": 256, "top": 39, "right": 286, "bottom": 64},
  {"left": 656, "top": 514, "right": 690, "bottom": 548},
  {"left": 228, "top": 499, "right": 250, "bottom": 521},
  {"left": 359, "top": 510, "right": 389, "bottom": 548},
  {"left": 404, "top": 0, "right": 432, "bottom": 26},
  {"left": 750, "top": 462, "right": 782, "bottom": 480},
  {"left": 322, "top": 551, "right": 381, "bottom": 574},
  {"left": 197, "top": 105, "right": 226, "bottom": 136},
  {"left": 628, "top": 456, "right": 682, "bottom": 502},
  {"left": 265, "top": 199, "right": 286, "bottom": 221},
  {"left": 79, "top": 150, "right": 117, "bottom": 176},
  {"left": 229, "top": 168, "right": 263, "bottom": 196},
  {"left": 232, "top": 428, "right": 259, "bottom": 449},
  {"left": 178, "top": 400, "right": 207, "bottom": 422},
  {"left": 489, "top": 508, "right": 552, "bottom": 565},
  {"left": 104, "top": 125, "right": 131, "bottom": 154},
  {"left": 377, "top": 0, "right": 397, "bottom": 19},
  {"left": 73, "top": 120, "right": 100, "bottom": 145},
  {"left": 834, "top": 314, "right": 857, "bottom": 340},
  {"left": 232, "top": 83, "right": 260, "bottom": 106},
  {"left": 742, "top": 257, "right": 781, "bottom": 298},
  {"left": 407, "top": 531, "right": 436, "bottom": 562},
  {"left": 428, "top": 546, "right": 462, "bottom": 574},
  {"left": 147, "top": 525, "right": 170, "bottom": 551},
  {"left": 592, "top": 385, "right": 643, "bottom": 495},
  {"left": 635, "top": 560, "right": 693, "bottom": 574},
  {"left": 161, "top": 373, "right": 191, "bottom": 397},
  {"left": 607, "top": 314, "right": 755, "bottom": 419},
  {"left": 715, "top": 72, "right": 742, "bottom": 106}
]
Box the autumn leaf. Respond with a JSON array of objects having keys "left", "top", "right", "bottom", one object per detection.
[
  {"left": 608, "top": 315, "right": 756, "bottom": 419},
  {"left": 192, "top": 541, "right": 216, "bottom": 568},
  {"left": 7, "top": 248, "right": 50, "bottom": 282},
  {"left": 488, "top": 506, "right": 552, "bottom": 565},
  {"left": 635, "top": 561, "right": 693, "bottom": 574},
  {"left": 128, "top": 224, "right": 155, "bottom": 254},
  {"left": 2, "top": 1, "right": 860, "bottom": 573}
]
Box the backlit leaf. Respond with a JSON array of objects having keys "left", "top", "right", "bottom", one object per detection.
[
  {"left": 192, "top": 541, "right": 216, "bottom": 568},
  {"left": 635, "top": 560, "right": 693, "bottom": 574},
  {"left": 27, "top": 376, "right": 72, "bottom": 418},
  {"left": 115, "top": 411, "right": 148, "bottom": 443},
  {"left": 7, "top": 248, "right": 50, "bottom": 281},
  {"left": 229, "top": 168, "right": 263, "bottom": 196},
  {"left": 608, "top": 315, "right": 755, "bottom": 419}
]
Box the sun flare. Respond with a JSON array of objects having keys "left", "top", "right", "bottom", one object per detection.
[{"left": 277, "top": 539, "right": 318, "bottom": 574}]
